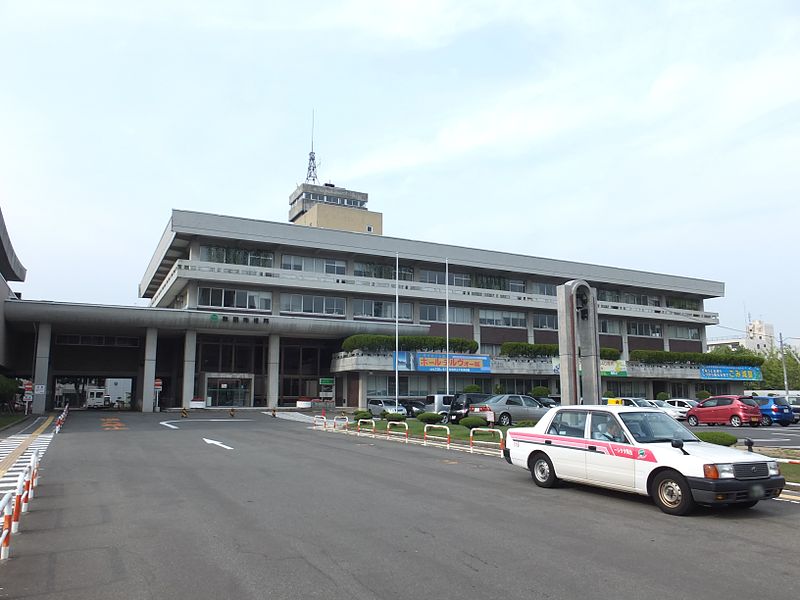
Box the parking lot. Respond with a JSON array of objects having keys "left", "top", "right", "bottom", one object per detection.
[{"left": 1, "top": 411, "right": 798, "bottom": 600}]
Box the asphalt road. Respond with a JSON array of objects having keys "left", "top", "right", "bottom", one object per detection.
[{"left": 1, "top": 411, "right": 797, "bottom": 600}]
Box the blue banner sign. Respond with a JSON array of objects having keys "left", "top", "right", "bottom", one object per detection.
[
  {"left": 394, "top": 352, "right": 491, "bottom": 373},
  {"left": 700, "top": 365, "right": 763, "bottom": 381}
]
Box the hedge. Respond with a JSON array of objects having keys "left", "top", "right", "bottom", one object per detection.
[
  {"left": 530, "top": 386, "right": 551, "bottom": 398},
  {"left": 459, "top": 416, "right": 488, "bottom": 429},
  {"left": 500, "top": 342, "right": 621, "bottom": 360},
  {"left": 382, "top": 412, "right": 407, "bottom": 422},
  {"left": 353, "top": 410, "right": 373, "bottom": 421},
  {"left": 417, "top": 412, "right": 444, "bottom": 424},
  {"left": 628, "top": 350, "right": 764, "bottom": 367},
  {"left": 696, "top": 431, "right": 738, "bottom": 447},
  {"left": 342, "top": 335, "right": 478, "bottom": 354}
]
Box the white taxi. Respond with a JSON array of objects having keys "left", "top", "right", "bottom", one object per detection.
[{"left": 503, "top": 405, "right": 785, "bottom": 515}]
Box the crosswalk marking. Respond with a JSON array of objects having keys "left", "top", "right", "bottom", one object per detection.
[{"left": 0, "top": 433, "right": 54, "bottom": 497}]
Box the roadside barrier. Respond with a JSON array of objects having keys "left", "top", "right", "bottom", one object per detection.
[
  {"left": 333, "top": 416, "right": 350, "bottom": 430},
  {"left": 357, "top": 419, "right": 376, "bottom": 438},
  {"left": 1, "top": 491, "right": 12, "bottom": 560},
  {"left": 386, "top": 421, "right": 409, "bottom": 443},
  {"left": 424, "top": 424, "right": 450, "bottom": 449},
  {"left": 55, "top": 403, "right": 70, "bottom": 434},
  {"left": 1, "top": 449, "right": 40, "bottom": 561},
  {"left": 313, "top": 415, "right": 328, "bottom": 429},
  {"left": 469, "top": 428, "right": 504, "bottom": 455}
]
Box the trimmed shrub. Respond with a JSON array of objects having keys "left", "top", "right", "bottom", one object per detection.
[
  {"left": 462, "top": 384, "right": 481, "bottom": 393},
  {"left": 341, "top": 334, "right": 478, "bottom": 354},
  {"left": 628, "top": 349, "right": 764, "bottom": 367},
  {"left": 513, "top": 420, "right": 540, "bottom": 427},
  {"left": 459, "top": 416, "right": 488, "bottom": 429},
  {"left": 599, "top": 348, "right": 622, "bottom": 360},
  {"left": 493, "top": 384, "right": 504, "bottom": 394},
  {"left": 696, "top": 431, "right": 738, "bottom": 447},
  {"left": 696, "top": 390, "right": 711, "bottom": 400},
  {"left": 500, "top": 343, "right": 620, "bottom": 361},
  {"left": 656, "top": 392, "right": 670, "bottom": 401},
  {"left": 353, "top": 410, "right": 373, "bottom": 421},
  {"left": 383, "top": 412, "right": 407, "bottom": 422},
  {"left": 530, "top": 386, "right": 551, "bottom": 398},
  {"left": 417, "top": 412, "right": 443, "bottom": 424}
]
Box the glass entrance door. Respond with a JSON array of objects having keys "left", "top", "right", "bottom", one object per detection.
[{"left": 206, "top": 377, "right": 251, "bottom": 407}]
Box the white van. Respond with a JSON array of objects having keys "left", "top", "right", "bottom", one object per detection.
[
  {"left": 424, "top": 394, "right": 455, "bottom": 416},
  {"left": 86, "top": 389, "right": 111, "bottom": 408}
]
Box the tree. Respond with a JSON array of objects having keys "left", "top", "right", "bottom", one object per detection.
[
  {"left": 530, "top": 386, "right": 551, "bottom": 398},
  {"left": 462, "top": 384, "right": 481, "bottom": 393},
  {"left": 0, "top": 375, "right": 19, "bottom": 405},
  {"left": 759, "top": 349, "right": 800, "bottom": 390},
  {"left": 656, "top": 391, "right": 670, "bottom": 401}
]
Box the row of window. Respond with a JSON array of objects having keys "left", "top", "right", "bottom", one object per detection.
[
  {"left": 55, "top": 335, "right": 140, "bottom": 347},
  {"left": 195, "top": 290, "right": 700, "bottom": 339},
  {"left": 302, "top": 192, "right": 366, "bottom": 208},
  {"left": 197, "top": 247, "right": 703, "bottom": 315}
]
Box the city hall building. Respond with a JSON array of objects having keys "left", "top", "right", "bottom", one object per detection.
[{"left": 0, "top": 180, "right": 758, "bottom": 413}]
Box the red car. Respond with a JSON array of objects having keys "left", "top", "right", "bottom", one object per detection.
[{"left": 686, "top": 395, "right": 761, "bottom": 428}]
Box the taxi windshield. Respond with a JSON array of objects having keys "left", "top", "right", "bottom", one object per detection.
[{"left": 619, "top": 411, "right": 698, "bottom": 443}]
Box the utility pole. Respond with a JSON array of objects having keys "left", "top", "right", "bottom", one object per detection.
[{"left": 779, "top": 333, "right": 790, "bottom": 401}]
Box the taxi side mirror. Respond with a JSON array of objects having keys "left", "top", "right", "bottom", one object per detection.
[{"left": 671, "top": 438, "right": 689, "bottom": 455}]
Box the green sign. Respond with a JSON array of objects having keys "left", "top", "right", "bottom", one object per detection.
[
  {"left": 210, "top": 313, "right": 219, "bottom": 322},
  {"left": 319, "top": 377, "right": 335, "bottom": 386}
]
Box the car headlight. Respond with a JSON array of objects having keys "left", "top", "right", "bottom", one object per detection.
[
  {"left": 703, "top": 463, "right": 735, "bottom": 479},
  {"left": 768, "top": 461, "right": 781, "bottom": 476}
]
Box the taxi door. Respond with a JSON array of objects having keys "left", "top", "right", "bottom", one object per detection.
[
  {"left": 544, "top": 410, "right": 588, "bottom": 481},
  {"left": 585, "top": 412, "right": 635, "bottom": 490}
]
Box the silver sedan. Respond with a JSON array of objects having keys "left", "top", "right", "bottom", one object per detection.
[{"left": 469, "top": 394, "right": 550, "bottom": 426}]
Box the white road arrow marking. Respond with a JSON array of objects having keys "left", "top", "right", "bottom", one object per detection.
[
  {"left": 159, "top": 419, "right": 253, "bottom": 430},
  {"left": 203, "top": 438, "right": 233, "bottom": 450}
]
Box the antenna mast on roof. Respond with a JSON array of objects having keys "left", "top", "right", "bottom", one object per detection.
[{"left": 306, "top": 110, "right": 318, "bottom": 184}]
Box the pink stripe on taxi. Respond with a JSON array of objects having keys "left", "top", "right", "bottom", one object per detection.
[{"left": 510, "top": 431, "right": 657, "bottom": 463}]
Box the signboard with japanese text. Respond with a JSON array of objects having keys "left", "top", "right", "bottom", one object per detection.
[
  {"left": 394, "top": 352, "right": 491, "bottom": 373},
  {"left": 700, "top": 366, "right": 762, "bottom": 381}
]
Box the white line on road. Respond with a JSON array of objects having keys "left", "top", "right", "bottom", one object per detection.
[
  {"left": 159, "top": 419, "right": 254, "bottom": 430},
  {"left": 203, "top": 438, "right": 233, "bottom": 450},
  {"left": 740, "top": 438, "right": 792, "bottom": 442}
]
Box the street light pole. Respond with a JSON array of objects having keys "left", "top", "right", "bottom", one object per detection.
[
  {"left": 395, "top": 252, "right": 399, "bottom": 412},
  {"left": 779, "top": 333, "right": 790, "bottom": 401},
  {"left": 445, "top": 257, "right": 450, "bottom": 397}
]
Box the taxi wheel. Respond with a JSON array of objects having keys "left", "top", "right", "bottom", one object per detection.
[
  {"left": 729, "top": 415, "right": 742, "bottom": 427},
  {"left": 687, "top": 415, "right": 699, "bottom": 427},
  {"left": 529, "top": 453, "right": 558, "bottom": 488},
  {"left": 761, "top": 415, "right": 772, "bottom": 426},
  {"left": 651, "top": 470, "right": 695, "bottom": 516}
]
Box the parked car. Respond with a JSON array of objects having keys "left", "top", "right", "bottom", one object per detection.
[
  {"left": 504, "top": 405, "right": 785, "bottom": 515},
  {"left": 446, "top": 393, "right": 491, "bottom": 424},
  {"left": 469, "top": 394, "right": 550, "bottom": 426},
  {"left": 366, "top": 398, "right": 407, "bottom": 418},
  {"left": 400, "top": 400, "right": 427, "bottom": 418},
  {"left": 423, "top": 394, "right": 455, "bottom": 417},
  {"left": 533, "top": 396, "right": 559, "bottom": 408},
  {"left": 686, "top": 395, "right": 761, "bottom": 428},
  {"left": 788, "top": 396, "right": 800, "bottom": 424},
  {"left": 752, "top": 396, "right": 794, "bottom": 427},
  {"left": 646, "top": 399, "right": 685, "bottom": 420},
  {"left": 664, "top": 398, "right": 698, "bottom": 420}
]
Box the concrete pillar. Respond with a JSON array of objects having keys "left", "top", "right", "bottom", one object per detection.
[
  {"left": 182, "top": 330, "right": 197, "bottom": 409},
  {"left": 527, "top": 312, "right": 535, "bottom": 344},
  {"left": 32, "top": 323, "right": 51, "bottom": 415},
  {"left": 621, "top": 322, "right": 630, "bottom": 360},
  {"left": 142, "top": 328, "right": 158, "bottom": 413},
  {"left": 663, "top": 322, "right": 670, "bottom": 351},
  {"left": 473, "top": 309, "right": 481, "bottom": 348},
  {"left": 357, "top": 373, "right": 367, "bottom": 410},
  {"left": 267, "top": 334, "right": 280, "bottom": 407},
  {"left": 699, "top": 326, "right": 707, "bottom": 353}
]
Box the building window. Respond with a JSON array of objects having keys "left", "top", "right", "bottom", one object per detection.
[
  {"left": 480, "top": 343, "right": 502, "bottom": 356},
  {"left": 599, "top": 319, "right": 621, "bottom": 335},
  {"left": 604, "top": 381, "right": 649, "bottom": 397},
  {"left": 353, "top": 299, "right": 412, "bottom": 320},
  {"left": 670, "top": 383, "right": 689, "bottom": 398},
  {"left": 531, "top": 282, "right": 556, "bottom": 296},
  {"left": 533, "top": 313, "right": 558, "bottom": 330},
  {"left": 200, "top": 245, "right": 273, "bottom": 268},
  {"left": 627, "top": 322, "right": 662, "bottom": 337},
  {"left": 198, "top": 287, "right": 272, "bottom": 312},
  {"left": 668, "top": 326, "right": 700, "bottom": 340},
  {"left": 479, "top": 309, "right": 526, "bottom": 328},
  {"left": 666, "top": 297, "right": 702, "bottom": 311},
  {"left": 366, "top": 225, "right": 373, "bottom": 233},
  {"left": 367, "top": 375, "right": 427, "bottom": 397},
  {"left": 420, "top": 269, "right": 446, "bottom": 285},
  {"left": 281, "top": 254, "right": 346, "bottom": 275},
  {"left": 420, "top": 304, "right": 472, "bottom": 324},
  {"left": 450, "top": 272, "right": 472, "bottom": 287},
  {"left": 354, "top": 262, "right": 413, "bottom": 281},
  {"left": 697, "top": 382, "right": 730, "bottom": 396},
  {"left": 279, "top": 294, "right": 345, "bottom": 316}
]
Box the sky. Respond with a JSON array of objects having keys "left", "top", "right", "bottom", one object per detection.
[{"left": 1, "top": 0, "right": 798, "bottom": 345}]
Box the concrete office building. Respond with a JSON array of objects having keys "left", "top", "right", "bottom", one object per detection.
[{"left": 1, "top": 185, "right": 761, "bottom": 414}]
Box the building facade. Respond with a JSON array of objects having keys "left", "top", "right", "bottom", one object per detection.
[{"left": 2, "top": 205, "right": 762, "bottom": 413}]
